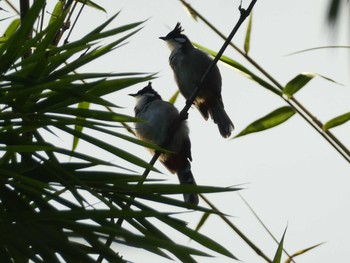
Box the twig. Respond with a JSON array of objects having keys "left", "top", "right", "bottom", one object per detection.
[
  {"left": 63, "top": 0, "right": 88, "bottom": 44},
  {"left": 4, "top": 0, "right": 19, "bottom": 15},
  {"left": 51, "top": 0, "right": 77, "bottom": 46},
  {"left": 97, "top": 1, "right": 258, "bottom": 262}
]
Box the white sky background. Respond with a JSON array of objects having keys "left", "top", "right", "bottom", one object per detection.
[{"left": 2, "top": 0, "right": 350, "bottom": 262}]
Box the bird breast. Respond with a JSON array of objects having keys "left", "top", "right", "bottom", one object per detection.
[{"left": 135, "top": 100, "right": 187, "bottom": 148}]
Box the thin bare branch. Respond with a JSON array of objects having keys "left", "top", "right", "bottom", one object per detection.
[{"left": 97, "top": 1, "right": 258, "bottom": 262}]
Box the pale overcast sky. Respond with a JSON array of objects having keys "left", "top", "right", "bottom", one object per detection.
[{"left": 2, "top": 1, "right": 350, "bottom": 262}]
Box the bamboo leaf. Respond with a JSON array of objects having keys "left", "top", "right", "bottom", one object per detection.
[
  {"left": 195, "top": 212, "right": 210, "bottom": 232},
  {"left": 129, "top": 184, "right": 240, "bottom": 195},
  {"left": 162, "top": 216, "right": 238, "bottom": 260},
  {"left": 285, "top": 242, "right": 325, "bottom": 263},
  {"left": 72, "top": 101, "right": 90, "bottom": 152},
  {"left": 286, "top": 45, "right": 350, "bottom": 56},
  {"left": 168, "top": 90, "right": 180, "bottom": 105},
  {"left": 0, "top": 144, "right": 56, "bottom": 153},
  {"left": 49, "top": 1, "right": 64, "bottom": 25},
  {"left": 244, "top": 11, "right": 253, "bottom": 54},
  {"left": 49, "top": 29, "right": 141, "bottom": 79},
  {"left": 323, "top": 112, "right": 350, "bottom": 130},
  {"left": 194, "top": 43, "right": 282, "bottom": 96},
  {"left": 283, "top": 72, "right": 316, "bottom": 98},
  {"left": 283, "top": 72, "right": 341, "bottom": 98},
  {"left": 2, "top": 209, "right": 176, "bottom": 221},
  {"left": 34, "top": 75, "right": 154, "bottom": 113},
  {"left": 3, "top": 18, "right": 21, "bottom": 38},
  {"left": 235, "top": 106, "right": 295, "bottom": 138},
  {"left": 55, "top": 117, "right": 170, "bottom": 152},
  {"left": 53, "top": 148, "right": 127, "bottom": 170},
  {"left": 272, "top": 227, "right": 287, "bottom": 263},
  {"left": 52, "top": 108, "right": 136, "bottom": 122},
  {"left": 57, "top": 125, "right": 158, "bottom": 172},
  {"left": 78, "top": 0, "right": 107, "bottom": 13}
]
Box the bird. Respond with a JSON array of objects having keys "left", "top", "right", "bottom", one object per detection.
[
  {"left": 159, "top": 22, "right": 234, "bottom": 138},
  {"left": 129, "top": 82, "right": 199, "bottom": 205}
]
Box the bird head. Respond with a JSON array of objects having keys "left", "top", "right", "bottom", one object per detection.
[
  {"left": 129, "top": 82, "right": 162, "bottom": 100},
  {"left": 159, "top": 23, "right": 190, "bottom": 51}
]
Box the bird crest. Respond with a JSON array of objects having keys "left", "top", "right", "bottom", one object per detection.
[
  {"left": 161, "top": 22, "right": 186, "bottom": 41},
  {"left": 173, "top": 22, "right": 184, "bottom": 35}
]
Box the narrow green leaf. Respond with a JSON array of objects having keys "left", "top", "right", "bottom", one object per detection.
[
  {"left": 194, "top": 43, "right": 282, "bottom": 96},
  {"left": 48, "top": 148, "right": 128, "bottom": 170},
  {"left": 69, "top": 171, "right": 142, "bottom": 183},
  {"left": 64, "top": 220, "right": 189, "bottom": 258},
  {"left": 32, "top": 80, "right": 106, "bottom": 112},
  {"left": 283, "top": 72, "right": 316, "bottom": 98},
  {"left": 323, "top": 112, "right": 350, "bottom": 130},
  {"left": 195, "top": 212, "right": 210, "bottom": 232},
  {"left": 244, "top": 12, "right": 253, "bottom": 54},
  {"left": 235, "top": 106, "right": 295, "bottom": 138},
  {"left": 131, "top": 192, "right": 228, "bottom": 214},
  {"left": 285, "top": 242, "right": 325, "bottom": 263},
  {"left": 168, "top": 90, "right": 180, "bottom": 105},
  {"left": 47, "top": 28, "right": 142, "bottom": 80},
  {"left": 286, "top": 45, "right": 350, "bottom": 56},
  {"left": 85, "top": 12, "right": 120, "bottom": 36},
  {"left": 72, "top": 101, "right": 90, "bottom": 152},
  {"left": 62, "top": 118, "right": 171, "bottom": 152},
  {"left": 53, "top": 108, "right": 136, "bottom": 122},
  {"left": 283, "top": 72, "right": 341, "bottom": 98},
  {"left": 2, "top": 209, "right": 175, "bottom": 221},
  {"left": 130, "top": 184, "right": 240, "bottom": 195},
  {"left": 3, "top": 18, "right": 21, "bottom": 38},
  {"left": 78, "top": 0, "right": 107, "bottom": 13},
  {"left": 0, "top": 168, "right": 52, "bottom": 191},
  {"left": 88, "top": 75, "right": 156, "bottom": 97},
  {"left": 57, "top": 125, "right": 158, "bottom": 172},
  {"left": 272, "top": 227, "right": 287, "bottom": 263},
  {"left": 49, "top": 1, "right": 64, "bottom": 25},
  {"left": 0, "top": 144, "right": 56, "bottom": 153},
  {"left": 42, "top": 114, "right": 121, "bottom": 129},
  {"left": 35, "top": 75, "right": 154, "bottom": 113},
  {"left": 162, "top": 216, "right": 238, "bottom": 260}
]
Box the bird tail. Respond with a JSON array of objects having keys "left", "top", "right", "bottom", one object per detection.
[
  {"left": 210, "top": 100, "right": 234, "bottom": 138},
  {"left": 177, "top": 162, "right": 199, "bottom": 205}
]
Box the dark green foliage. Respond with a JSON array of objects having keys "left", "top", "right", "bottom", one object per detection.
[{"left": 0, "top": 1, "right": 239, "bottom": 262}]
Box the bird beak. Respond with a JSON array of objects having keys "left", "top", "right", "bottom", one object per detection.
[
  {"left": 128, "top": 93, "right": 137, "bottom": 97},
  {"left": 159, "top": 36, "right": 166, "bottom": 41}
]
